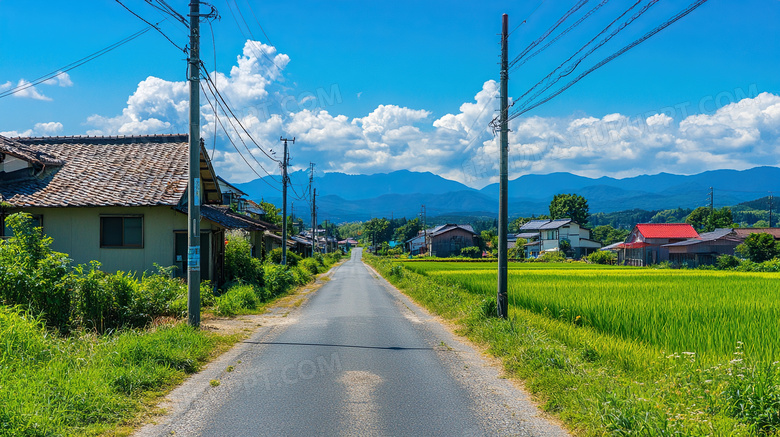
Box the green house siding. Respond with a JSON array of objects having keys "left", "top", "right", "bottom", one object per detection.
[{"left": 20, "top": 206, "right": 218, "bottom": 276}]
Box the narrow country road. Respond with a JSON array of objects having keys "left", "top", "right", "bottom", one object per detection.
[{"left": 137, "top": 249, "right": 569, "bottom": 436}]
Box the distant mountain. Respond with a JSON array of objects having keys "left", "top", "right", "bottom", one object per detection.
[
  {"left": 231, "top": 167, "right": 780, "bottom": 223},
  {"left": 236, "top": 169, "right": 472, "bottom": 202}
]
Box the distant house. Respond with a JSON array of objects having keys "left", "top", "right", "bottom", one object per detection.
[
  {"left": 620, "top": 223, "right": 699, "bottom": 266},
  {"left": 216, "top": 176, "right": 265, "bottom": 217},
  {"left": 663, "top": 227, "right": 780, "bottom": 267},
  {"left": 425, "top": 224, "right": 477, "bottom": 257},
  {"left": 517, "top": 219, "right": 601, "bottom": 258},
  {"left": 0, "top": 134, "right": 236, "bottom": 283},
  {"left": 663, "top": 228, "right": 742, "bottom": 267},
  {"left": 405, "top": 233, "right": 426, "bottom": 255}
]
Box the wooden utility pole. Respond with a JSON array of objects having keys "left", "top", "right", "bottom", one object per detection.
[
  {"left": 280, "top": 137, "right": 294, "bottom": 265},
  {"left": 497, "top": 13, "right": 509, "bottom": 319},
  {"left": 187, "top": 0, "right": 201, "bottom": 327}
]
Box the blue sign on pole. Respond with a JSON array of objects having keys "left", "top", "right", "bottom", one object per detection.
[{"left": 188, "top": 246, "right": 200, "bottom": 271}]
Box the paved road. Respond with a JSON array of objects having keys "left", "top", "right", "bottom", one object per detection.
[{"left": 138, "top": 249, "right": 569, "bottom": 436}]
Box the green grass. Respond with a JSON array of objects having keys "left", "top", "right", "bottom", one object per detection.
[
  {"left": 368, "top": 255, "right": 780, "bottom": 436},
  {"left": 0, "top": 306, "right": 239, "bottom": 436},
  {"left": 404, "top": 262, "right": 780, "bottom": 364}
]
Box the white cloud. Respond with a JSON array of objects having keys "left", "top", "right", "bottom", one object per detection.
[
  {"left": 11, "top": 79, "right": 51, "bottom": 101},
  {"left": 1, "top": 121, "right": 63, "bottom": 137},
  {"left": 44, "top": 72, "right": 73, "bottom": 87},
  {"left": 81, "top": 41, "right": 780, "bottom": 188},
  {"left": 34, "top": 122, "right": 63, "bottom": 134}
]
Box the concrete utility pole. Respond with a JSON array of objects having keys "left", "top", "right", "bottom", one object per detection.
[
  {"left": 280, "top": 137, "right": 294, "bottom": 265},
  {"left": 187, "top": 0, "right": 201, "bottom": 328},
  {"left": 309, "top": 163, "right": 315, "bottom": 254},
  {"left": 770, "top": 193, "right": 774, "bottom": 228},
  {"left": 497, "top": 13, "right": 509, "bottom": 319},
  {"left": 311, "top": 188, "right": 317, "bottom": 256}
]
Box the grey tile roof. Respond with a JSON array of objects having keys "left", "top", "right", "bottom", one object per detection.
[
  {"left": 0, "top": 135, "right": 64, "bottom": 166},
  {"left": 429, "top": 223, "right": 477, "bottom": 237},
  {"left": 1, "top": 135, "right": 191, "bottom": 207}
]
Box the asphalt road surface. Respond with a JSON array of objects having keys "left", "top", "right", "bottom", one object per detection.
[{"left": 137, "top": 248, "right": 569, "bottom": 436}]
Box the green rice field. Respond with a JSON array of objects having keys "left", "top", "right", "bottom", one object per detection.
[{"left": 400, "top": 261, "right": 780, "bottom": 363}]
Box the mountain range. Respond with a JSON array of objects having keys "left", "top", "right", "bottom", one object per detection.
[{"left": 234, "top": 167, "right": 780, "bottom": 223}]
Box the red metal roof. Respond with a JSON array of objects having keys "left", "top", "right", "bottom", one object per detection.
[{"left": 635, "top": 223, "right": 699, "bottom": 239}]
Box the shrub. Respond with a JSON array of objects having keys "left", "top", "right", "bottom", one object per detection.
[
  {"left": 0, "top": 213, "right": 74, "bottom": 332},
  {"left": 536, "top": 250, "right": 566, "bottom": 263},
  {"left": 267, "top": 247, "right": 301, "bottom": 266},
  {"left": 224, "top": 235, "right": 264, "bottom": 286},
  {"left": 716, "top": 254, "right": 741, "bottom": 270},
  {"left": 460, "top": 246, "right": 481, "bottom": 258},
  {"left": 300, "top": 258, "right": 320, "bottom": 275},
  {"left": 508, "top": 245, "right": 525, "bottom": 260},
  {"left": 290, "top": 266, "right": 312, "bottom": 285},
  {"left": 263, "top": 264, "right": 295, "bottom": 298},
  {"left": 736, "top": 232, "right": 780, "bottom": 263},
  {"left": 587, "top": 250, "right": 617, "bottom": 265}
]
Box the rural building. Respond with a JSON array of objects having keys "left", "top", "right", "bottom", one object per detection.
[
  {"left": 405, "top": 233, "right": 426, "bottom": 255},
  {"left": 663, "top": 228, "right": 742, "bottom": 267},
  {"left": 425, "top": 224, "right": 477, "bottom": 257},
  {"left": 0, "top": 134, "right": 275, "bottom": 284},
  {"left": 663, "top": 227, "right": 780, "bottom": 267},
  {"left": 517, "top": 219, "right": 601, "bottom": 258},
  {"left": 620, "top": 223, "right": 699, "bottom": 266}
]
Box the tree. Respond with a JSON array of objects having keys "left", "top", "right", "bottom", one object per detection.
[
  {"left": 363, "top": 218, "right": 389, "bottom": 251},
  {"left": 393, "top": 218, "right": 421, "bottom": 244},
  {"left": 736, "top": 232, "right": 780, "bottom": 262},
  {"left": 549, "top": 193, "right": 589, "bottom": 224},
  {"left": 591, "top": 225, "right": 630, "bottom": 246},
  {"left": 685, "top": 206, "right": 733, "bottom": 233},
  {"left": 259, "top": 200, "right": 282, "bottom": 227}
]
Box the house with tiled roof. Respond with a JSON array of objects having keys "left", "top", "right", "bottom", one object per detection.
[
  {"left": 516, "top": 219, "right": 601, "bottom": 258},
  {"left": 620, "top": 223, "right": 699, "bottom": 266},
  {"left": 0, "top": 134, "right": 270, "bottom": 283}
]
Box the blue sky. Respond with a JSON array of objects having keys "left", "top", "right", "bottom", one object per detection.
[{"left": 2, "top": 0, "right": 780, "bottom": 188}]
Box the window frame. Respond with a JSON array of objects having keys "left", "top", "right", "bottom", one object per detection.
[{"left": 100, "top": 215, "right": 144, "bottom": 248}]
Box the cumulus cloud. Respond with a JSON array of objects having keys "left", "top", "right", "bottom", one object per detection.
[
  {"left": 2, "top": 72, "right": 74, "bottom": 101},
  {"left": 81, "top": 40, "right": 780, "bottom": 187},
  {"left": 1, "top": 121, "right": 63, "bottom": 137}
]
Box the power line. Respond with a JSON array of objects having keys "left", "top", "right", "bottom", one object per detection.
[
  {"left": 509, "top": 0, "right": 589, "bottom": 69},
  {"left": 200, "top": 78, "right": 282, "bottom": 185},
  {"left": 243, "top": 0, "right": 275, "bottom": 46},
  {"left": 507, "top": 0, "right": 547, "bottom": 37},
  {"left": 0, "top": 25, "right": 155, "bottom": 99},
  {"left": 224, "top": 0, "right": 286, "bottom": 72},
  {"left": 508, "top": 0, "right": 710, "bottom": 122},
  {"left": 115, "top": 0, "right": 186, "bottom": 53},
  {"left": 199, "top": 62, "right": 279, "bottom": 163},
  {"left": 508, "top": 0, "right": 649, "bottom": 120},
  {"left": 145, "top": 0, "right": 190, "bottom": 28},
  {"left": 201, "top": 82, "right": 282, "bottom": 192},
  {"left": 510, "top": 0, "right": 611, "bottom": 73}
]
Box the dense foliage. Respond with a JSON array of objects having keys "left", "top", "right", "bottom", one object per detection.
[{"left": 549, "top": 193, "right": 589, "bottom": 224}]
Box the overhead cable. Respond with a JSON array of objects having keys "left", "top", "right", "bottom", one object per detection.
[
  {"left": 509, "top": 0, "right": 710, "bottom": 121},
  {"left": 0, "top": 25, "right": 155, "bottom": 99}
]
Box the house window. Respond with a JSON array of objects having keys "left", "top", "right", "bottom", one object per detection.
[
  {"left": 546, "top": 230, "right": 558, "bottom": 240},
  {"left": 100, "top": 216, "right": 143, "bottom": 248}
]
